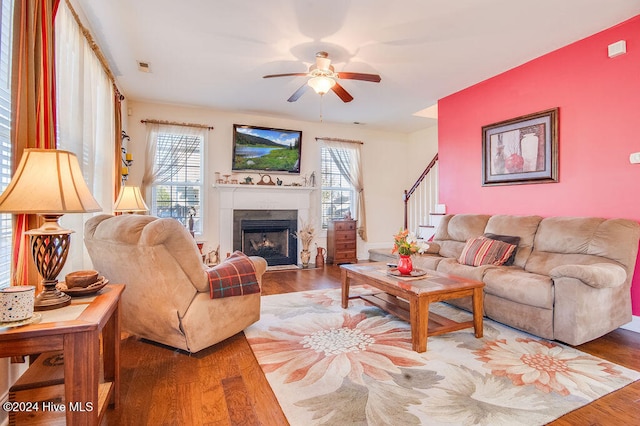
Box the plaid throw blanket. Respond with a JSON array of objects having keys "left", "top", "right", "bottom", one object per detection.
[{"left": 207, "top": 251, "right": 260, "bottom": 299}]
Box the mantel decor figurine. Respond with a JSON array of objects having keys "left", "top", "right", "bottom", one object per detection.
[{"left": 257, "top": 174, "right": 275, "bottom": 185}]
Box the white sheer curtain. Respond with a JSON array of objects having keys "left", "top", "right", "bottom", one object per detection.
[
  {"left": 320, "top": 138, "right": 367, "bottom": 241},
  {"left": 141, "top": 123, "right": 207, "bottom": 195},
  {"left": 55, "top": 1, "right": 115, "bottom": 273}
]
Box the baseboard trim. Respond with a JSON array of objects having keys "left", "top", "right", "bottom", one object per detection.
[{"left": 620, "top": 315, "right": 640, "bottom": 333}]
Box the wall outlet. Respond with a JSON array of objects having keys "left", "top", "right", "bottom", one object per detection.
[{"left": 630, "top": 152, "right": 640, "bottom": 164}]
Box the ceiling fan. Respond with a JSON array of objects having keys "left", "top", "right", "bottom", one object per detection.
[{"left": 263, "top": 51, "right": 381, "bottom": 103}]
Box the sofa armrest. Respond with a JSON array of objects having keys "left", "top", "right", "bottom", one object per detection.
[
  {"left": 550, "top": 263, "right": 627, "bottom": 289},
  {"left": 249, "top": 256, "right": 267, "bottom": 278}
]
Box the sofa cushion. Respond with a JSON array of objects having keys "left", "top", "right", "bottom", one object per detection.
[
  {"left": 533, "top": 217, "right": 604, "bottom": 255},
  {"left": 139, "top": 217, "right": 210, "bottom": 292},
  {"left": 483, "top": 233, "right": 520, "bottom": 265},
  {"left": 433, "top": 214, "right": 490, "bottom": 259},
  {"left": 482, "top": 267, "right": 554, "bottom": 309},
  {"left": 458, "top": 236, "right": 517, "bottom": 266},
  {"left": 436, "top": 258, "right": 494, "bottom": 282},
  {"left": 525, "top": 217, "right": 640, "bottom": 280},
  {"left": 412, "top": 253, "right": 445, "bottom": 271},
  {"left": 484, "top": 215, "right": 542, "bottom": 268}
]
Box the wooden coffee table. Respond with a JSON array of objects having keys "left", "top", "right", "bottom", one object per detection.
[{"left": 341, "top": 263, "right": 484, "bottom": 352}]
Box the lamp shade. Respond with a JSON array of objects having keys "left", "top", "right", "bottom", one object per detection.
[
  {"left": 307, "top": 76, "right": 336, "bottom": 95},
  {"left": 114, "top": 186, "right": 148, "bottom": 213},
  {"left": 0, "top": 149, "right": 102, "bottom": 214}
]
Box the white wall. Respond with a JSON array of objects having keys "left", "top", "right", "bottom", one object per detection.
[
  {"left": 125, "top": 100, "right": 438, "bottom": 259},
  {"left": 407, "top": 125, "right": 439, "bottom": 186}
]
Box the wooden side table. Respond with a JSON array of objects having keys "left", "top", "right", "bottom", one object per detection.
[{"left": 0, "top": 284, "right": 124, "bottom": 425}]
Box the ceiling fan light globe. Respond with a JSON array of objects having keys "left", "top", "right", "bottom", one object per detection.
[{"left": 308, "top": 76, "right": 336, "bottom": 95}]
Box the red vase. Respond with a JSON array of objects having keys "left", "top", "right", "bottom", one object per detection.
[{"left": 397, "top": 255, "right": 413, "bottom": 275}]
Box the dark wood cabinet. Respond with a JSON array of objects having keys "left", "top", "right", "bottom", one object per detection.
[{"left": 327, "top": 219, "right": 357, "bottom": 264}]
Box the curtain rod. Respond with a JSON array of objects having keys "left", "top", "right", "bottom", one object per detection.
[
  {"left": 315, "top": 137, "right": 363, "bottom": 145},
  {"left": 140, "top": 119, "right": 214, "bottom": 130},
  {"left": 64, "top": 0, "right": 124, "bottom": 100}
]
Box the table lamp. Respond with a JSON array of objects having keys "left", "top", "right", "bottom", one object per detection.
[
  {"left": 113, "top": 185, "right": 148, "bottom": 213},
  {"left": 0, "top": 149, "right": 102, "bottom": 310}
]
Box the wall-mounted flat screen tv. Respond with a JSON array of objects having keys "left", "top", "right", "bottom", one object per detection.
[{"left": 232, "top": 124, "right": 302, "bottom": 174}]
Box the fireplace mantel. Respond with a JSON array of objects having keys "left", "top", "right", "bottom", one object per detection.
[
  {"left": 213, "top": 183, "right": 315, "bottom": 192},
  {"left": 213, "top": 183, "right": 315, "bottom": 258}
]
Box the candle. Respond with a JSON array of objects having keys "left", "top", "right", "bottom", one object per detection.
[
  {"left": 121, "top": 166, "right": 129, "bottom": 175},
  {"left": 126, "top": 153, "right": 133, "bottom": 161}
]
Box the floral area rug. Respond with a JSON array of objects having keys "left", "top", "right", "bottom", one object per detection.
[{"left": 245, "top": 286, "right": 640, "bottom": 425}]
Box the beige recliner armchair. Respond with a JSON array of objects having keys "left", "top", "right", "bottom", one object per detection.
[{"left": 84, "top": 214, "right": 266, "bottom": 353}]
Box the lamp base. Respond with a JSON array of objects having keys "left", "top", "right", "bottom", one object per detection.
[
  {"left": 34, "top": 282, "right": 71, "bottom": 311},
  {"left": 26, "top": 229, "right": 72, "bottom": 311}
]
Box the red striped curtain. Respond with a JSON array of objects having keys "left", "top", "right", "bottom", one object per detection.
[{"left": 10, "top": 0, "right": 60, "bottom": 287}]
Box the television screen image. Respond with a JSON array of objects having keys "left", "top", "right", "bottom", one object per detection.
[{"left": 232, "top": 125, "right": 301, "bottom": 174}]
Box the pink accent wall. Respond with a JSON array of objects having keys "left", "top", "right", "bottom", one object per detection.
[{"left": 438, "top": 15, "right": 640, "bottom": 315}]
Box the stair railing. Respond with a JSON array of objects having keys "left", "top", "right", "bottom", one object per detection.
[{"left": 403, "top": 153, "right": 439, "bottom": 232}]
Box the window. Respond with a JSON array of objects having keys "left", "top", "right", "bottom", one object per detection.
[
  {"left": 0, "top": 0, "right": 13, "bottom": 289},
  {"left": 321, "top": 146, "right": 355, "bottom": 228},
  {"left": 151, "top": 131, "right": 204, "bottom": 234}
]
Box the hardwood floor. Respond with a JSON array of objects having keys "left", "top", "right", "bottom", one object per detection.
[{"left": 104, "top": 265, "right": 640, "bottom": 425}]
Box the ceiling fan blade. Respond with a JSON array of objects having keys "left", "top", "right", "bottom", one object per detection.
[
  {"left": 331, "top": 82, "right": 354, "bottom": 103},
  {"left": 287, "top": 84, "right": 310, "bottom": 102},
  {"left": 337, "top": 72, "right": 381, "bottom": 83},
  {"left": 263, "top": 73, "right": 308, "bottom": 79}
]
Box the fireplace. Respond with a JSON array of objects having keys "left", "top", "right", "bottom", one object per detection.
[
  {"left": 233, "top": 210, "right": 297, "bottom": 266},
  {"left": 215, "top": 184, "right": 313, "bottom": 261}
]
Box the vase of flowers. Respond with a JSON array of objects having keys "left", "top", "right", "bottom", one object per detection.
[
  {"left": 295, "top": 219, "right": 315, "bottom": 268},
  {"left": 300, "top": 249, "right": 311, "bottom": 268},
  {"left": 397, "top": 254, "right": 413, "bottom": 275},
  {"left": 392, "top": 229, "right": 428, "bottom": 275}
]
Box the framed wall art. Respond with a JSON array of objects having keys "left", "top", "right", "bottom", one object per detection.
[{"left": 482, "top": 108, "right": 558, "bottom": 186}]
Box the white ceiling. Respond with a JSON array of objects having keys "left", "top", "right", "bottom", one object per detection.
[{"left": 72, "top": 0, "right": 640, "bottom": 133}]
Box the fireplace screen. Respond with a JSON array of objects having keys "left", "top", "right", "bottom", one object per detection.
[
  {"left": 238, "top": 218, "right": 297, "bottom": 265},
  {"left": 243, "top": 229, "right": 289, "bottom": 258}
]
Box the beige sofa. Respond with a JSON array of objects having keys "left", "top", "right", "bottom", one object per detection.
[
  {"left": 379, "top": 214, "right": 640, "bottom": 346},
  {"left": 84, "top": 214, "right": 267, "bottom": 353}
]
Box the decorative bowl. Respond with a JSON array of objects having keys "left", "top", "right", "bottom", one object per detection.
[
  {"left": 0, "top": 285, "right": 35, "bottom": 322},
  {"left": 57, "top": 277, "right": 109, "bottom": 297},
  {"left": 65, "top": 270, "right": 99, "bottom": 288}
]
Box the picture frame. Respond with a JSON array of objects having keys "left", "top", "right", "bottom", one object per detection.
[{"left": 482, "top": 108, "right": 558, "bottom": 186}]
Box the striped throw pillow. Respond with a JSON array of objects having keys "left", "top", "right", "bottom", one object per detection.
[{"left": 458, "top": 236, "right": 517, "bottom": 266}]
